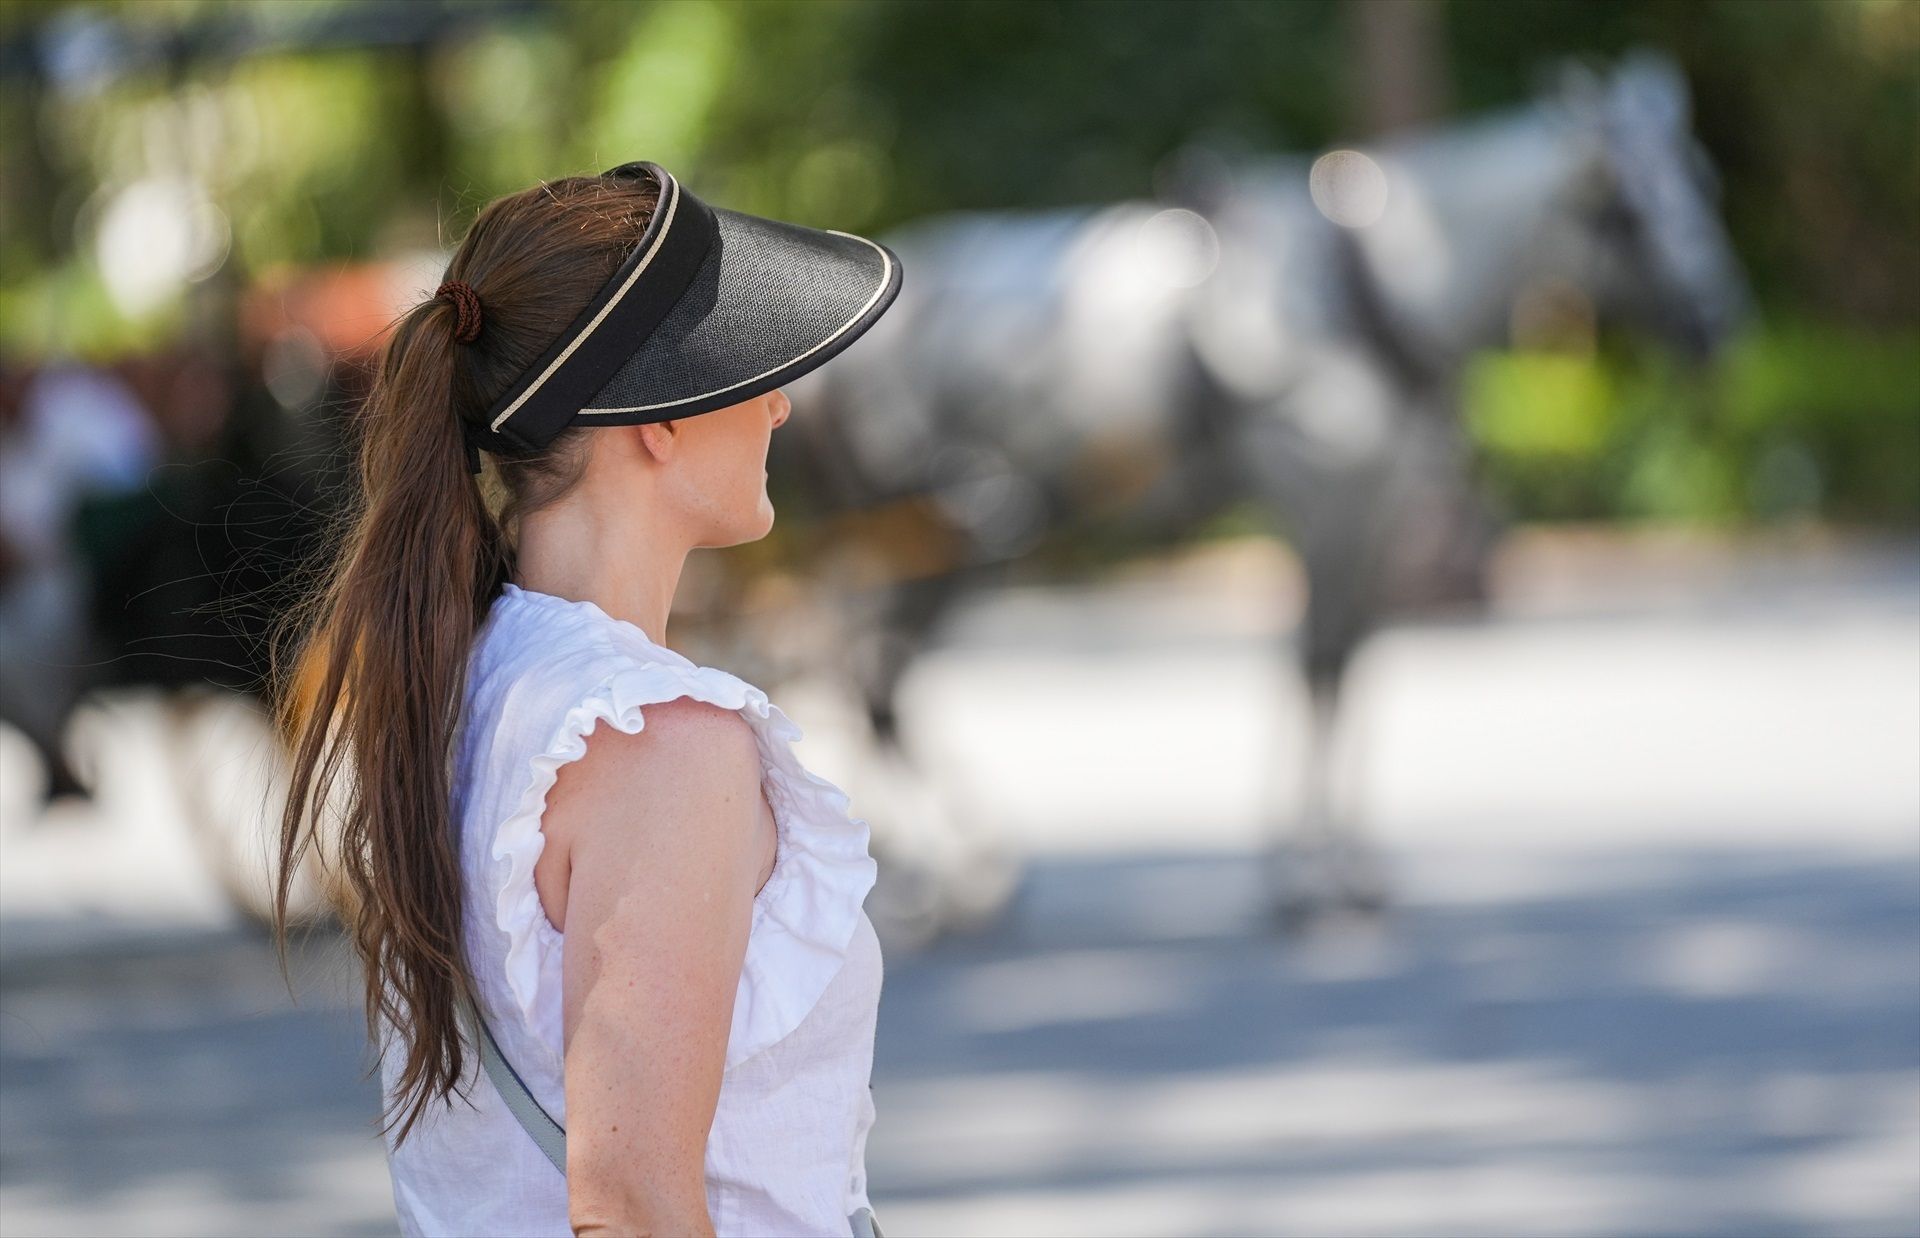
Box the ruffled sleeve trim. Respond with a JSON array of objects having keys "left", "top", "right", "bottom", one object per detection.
[{"left": 488, "top": 614, "right": 877, "bottom": 1071}]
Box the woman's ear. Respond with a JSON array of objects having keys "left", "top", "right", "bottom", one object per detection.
[{"left": 636, "top": 419, "right": 680, "bottom": 463}]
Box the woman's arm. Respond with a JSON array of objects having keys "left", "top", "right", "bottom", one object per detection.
[{"left": 546, "top": 698, "right": 766, "bottom": 1237}]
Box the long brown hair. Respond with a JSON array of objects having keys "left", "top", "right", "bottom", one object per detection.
[{"left": 271, "top": 169, "right": 661, "bottom": 1147}]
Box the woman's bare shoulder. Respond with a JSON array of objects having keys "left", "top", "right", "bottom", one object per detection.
[
  {"left": 543, "top": 695, "right": 762, "bottom": 851},
  {"left": 593, "top": 695, "right": 759, "bottom": 769}
]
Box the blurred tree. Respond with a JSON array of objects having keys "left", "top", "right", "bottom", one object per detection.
[
  {"left": 1348, "top": 0, "right": 1453, "bottom": 135},
  {"left": 8, "top": 0, "right": 1911, "bottom": 317},
  {"left": 1, "top": 0, "right": 1913, "bottom": 520}
]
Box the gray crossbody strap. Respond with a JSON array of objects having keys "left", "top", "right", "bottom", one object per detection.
[
  {"left": 459, "top": 992, "right": 567, "bottom": 1175},
  {"left": 457, "top": 993, "right": 883, "bottom": 1237}
]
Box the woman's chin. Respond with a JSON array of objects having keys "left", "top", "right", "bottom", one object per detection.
[{"left": 712, "top": 502, "right": 775, "bottom": 548}]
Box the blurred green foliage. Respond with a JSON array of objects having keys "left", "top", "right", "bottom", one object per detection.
[
  {"left": 1, "top": 0, "right": 1914, "bottom": 523},
  {"left": 1468, "top": 323, "right": 1920, "bottom": 524}
]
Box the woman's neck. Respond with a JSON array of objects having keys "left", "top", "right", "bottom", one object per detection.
[{"left": 512, "top": 492, "right": 689, "bottom": 648}]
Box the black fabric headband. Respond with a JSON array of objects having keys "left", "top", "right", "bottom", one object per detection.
[{"left": 472, "top": 162, "right": 717, "bottom": 455}]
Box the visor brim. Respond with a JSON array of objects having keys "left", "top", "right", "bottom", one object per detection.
[{"left": 575, "top": 206, "right": 901, "bottom": 424}]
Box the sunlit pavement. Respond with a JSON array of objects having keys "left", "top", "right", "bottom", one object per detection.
[{"left": 3, "top": 532, "right": 1916, "bottom": 1236}]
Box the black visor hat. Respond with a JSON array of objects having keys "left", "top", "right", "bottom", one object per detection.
[{"left": 471, "top": 161, "right": 902, "bottom": 457}]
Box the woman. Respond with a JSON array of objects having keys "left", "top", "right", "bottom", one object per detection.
[{"left": 272, "top": 161, "right": 901, "bottom": 1237}]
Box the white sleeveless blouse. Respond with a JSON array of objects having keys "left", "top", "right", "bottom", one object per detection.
[{"left": 378, "top": 583, "right": 885, "bottom": 1237}]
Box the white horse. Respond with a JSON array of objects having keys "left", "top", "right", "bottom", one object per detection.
[{"left": 787, "top": 50, "right": 1752, "bottom": 933}]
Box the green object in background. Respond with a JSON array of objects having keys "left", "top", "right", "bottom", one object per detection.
[
  {"left": 1719, "top": 320, "right": 1920, "bottom": 522},
  {"left": 1466, "top": 350, "right": 1615, "bottom": 459},
  {"left": 1464, "top": 321, "right": 1920, "bottom": 525},
  {"left": 1463, "top": 348, "right": 1621, "bottom": 522}
]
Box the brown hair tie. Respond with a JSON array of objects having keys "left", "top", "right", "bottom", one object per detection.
[{"left": 435, "top": 279, "right": 483, "bottom": 344}]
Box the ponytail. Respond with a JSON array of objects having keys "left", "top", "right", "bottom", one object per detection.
[
  {"left": 273, "top": 294, "right": 508, "bottom": 1146},
  {"left": 270, "top": 169, "right": 661, "bottom": 1148}
]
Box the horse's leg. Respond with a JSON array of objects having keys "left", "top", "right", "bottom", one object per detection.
[
  {"left": 1268, "top": 664, "right": 1337, "bottom": 930},
  {"left": 1266, "top": 456, "right": 1404, "bottom": 927},
  {"left": 859, "top": 571, "right": 958, "bottom": 754},
  {"left": 1270, "top": 660, "right": 1393, "bottom": 931},
  {"left": 851, "top": 565, "right": 1020, "bottom": 945},
  {"left": 1312, "top": 667, "right": 1390, "bottom": 917}
]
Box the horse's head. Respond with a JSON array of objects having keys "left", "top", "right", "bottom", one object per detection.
[{"left": 1560, "top": 50, "right": 1753, "bottom": 360}]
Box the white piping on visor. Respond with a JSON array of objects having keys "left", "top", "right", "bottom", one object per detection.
[{"left": 488, "top": 175, "right": 684, "bottom": 434}]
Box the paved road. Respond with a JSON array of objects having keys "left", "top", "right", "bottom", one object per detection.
[
  {"left": 868, "top": 848, "right": 1918, "bottom": 1237},
  {"left": 3, "top": 532, "right": 1916, "bottom": 1236}
]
